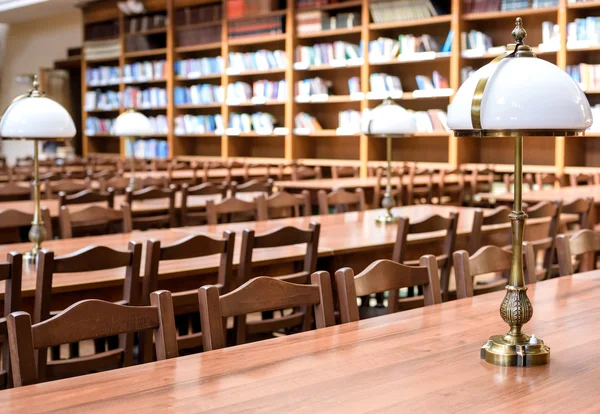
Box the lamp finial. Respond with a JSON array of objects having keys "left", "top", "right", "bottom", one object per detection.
[
  {"left": 512, "top": 17, "right": 526, "bottom": 45},
  {"left": 28, "top": 75, "right": 44, "bottom": 98}
]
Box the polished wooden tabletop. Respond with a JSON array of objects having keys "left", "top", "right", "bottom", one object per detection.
[
  {"left": 274, "top": 174, "right": 469, "bottom": 191},
  {"left": 0, "top": 205, "right": 563, "bottom": 301},
  {"left": 1, "top": 274, "right": 598, "bottom": 412},
  {"left": 479, "top": 185, "right": 600, "bottom": 204}
]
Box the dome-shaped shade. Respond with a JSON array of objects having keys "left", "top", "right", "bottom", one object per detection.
[
  {"left": 112, "top": 110, "right": 154, "bottom": 136},
  {"left": 0, "top": 95, "right": 76, "bottom": 139},
  {"left": 362, "top": 99, "right": 416, "bottom": 136},
  {"left": 447, "top": 57, "right": 592, "bottom": 132}
]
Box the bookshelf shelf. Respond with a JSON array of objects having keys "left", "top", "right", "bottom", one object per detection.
[
  {"left": 228, "top": 33, "right": 286, "bottom": 47},
  {"left": 295, "top": 130, "right": 360, "bottom": 137},
  {"left": 585, "top": 88, "right": 600, "bottom": 94},
  {"left": 567, "top": 44, "right": 600, "bottom": 52},
  {"left": 227, "top": 132, "right": 287, "bottom": 137},
  {"left": 567, "top": 1, "right": 600, "bottom": 9},
  {"left": 297, "top": 26, "right": 362, "bottom": 39},
  {"left": 87, "top": 133, "right": 116, "bottom": 138},
  {"left": 463, "top": 6, "right": 559, "bottom": 21},
  {"left": 126, "top": 107, "right": 168, "bottom": 111},
  {"left": 369, "top": 15, "right": 452, "bottom": 31},
  {"left": 296, "top": 63, "right": 362, "bottom": 72},
  {"left": 369, "top": 55, "right": 451, "bottom": 67},
  {"left": 174, "top": 42, "right": 222, "bottom": 53},
  {"left": 85, "top": 108, "right": 120, "bottom": 113},
  {"left": 175, "top": 74, "right": 223, "bottom": 82},
  {"left": 295, "top": 95, "right": 357, "bottom": 104},
  {"left": 227, "top": 100, "right": 285, "bottom": 107},
  {"left": 176, "top": 103, "right": 222, "bottom": 109},
  {"left": 584, "top": 132, "right": 600, "bottom": 137},
  {"left": 123, "top": 48, "right": 168, "bottom": 58},
  {"left": 123, "top": 78, "right": 167, "bottom": 85},
  {"left": 86, "top": 56, "right": 120, "bottom": 63},
  {"left": 298, "top": 0, "right": 362, "bottom": 12},
  {"left": 226, "top": 68, "right": 286, "bottom": 77},
  {"left": 176, "top": 133, "right": 221, "bottom": 137}
]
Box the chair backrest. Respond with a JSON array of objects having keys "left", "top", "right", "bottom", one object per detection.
[
  {"left": 59, "top": 188, "right": 115, "bottom": 208},
  {"left": 243, "top": 163, "right": 284, "bottom": 182},
  {"left": 0, "top": 252, "right": 22, "bottom": 389},
  {"left": 468, "top": 206, "right": 512, "bottom": 254},
  {"left": 100, "top": 175, "right": 130, "bottom": 194},
  {"left": 44, "top": 179, "right": 88, "bottom": 199},
  {"left": 526, "top": 200, "right": 562, "bottom": 239},
  {"left": 291, "top": 164, "right": 322, "bottom": 181},
  {"left": 536, "top": 173, "right": 563, "bottom": 188},
  {"left": 0, "top": 182, "right": 31, "bottom": 201},
  {"left": 503, "top": 173, "right": 534, "bottom": 192},
  {"left": 468, "top": 167, "right": 495, "bottom": 196},
  {"left": 7, "top": 291, "right": 178, "bottom": 387},
  {"left": 205, "top": 197, "right": 258, "bottom": 225},
  {"left": 372, "top": 166, "right": 403, "bottom": 209},
  {"left": 556, "top": 229, "right": 600, "bottom": 276},
  {"left": 0, "top": 208, "right": 53, "bottom": 244},
  {"left": 256, "top": 191, "right": 312, "bottom": 220},
  {"left": 231, "top": 179, "right": 273, "bottom": 196},
  {"left": 59, "top": 204, "right": 131, "bottom": 239},
  {"left": 141, "top": 175, "right": 169, "bottom": 189},
  {"left": 331, "top": 165, "right": 359, "bottom": 180},
  {"left": 317, "top": 188, "right": 366, "bottom": 215},
  {"left": 561, "top": 197, "right": 593, "bottom": 230},
  {"left": 406, "top": 167, "right": 433, "bottom": 205},
  {"left": 453, "top": 244, "right": 537, "bottom": 299},
  {"left": 198, "top": 273, "right": 335, "bottom": 351},
  {"left": 569, "top": 173, "right": 599, "bottom": 187},
  {"left": 180, "top": 182, "right": 227, "bottom": 226},
  {"left": 438, "top": 168, "right": 465, "bottom": 205},
  {"left": 125, "top": 186, "right": 177, "bottom": 229},
  {"left": 335, "top": 257, "right": 442, "bottom": 323}
]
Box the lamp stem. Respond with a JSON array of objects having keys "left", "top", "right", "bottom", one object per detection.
[
  {"left": 128, "top": 136, "right": 136, "bottom": 190},
  {"left": 27, "top": 141, "right": 46, "bottom": 261},
  {"left": 376, "top": 135, "right": 396, "bottom": 224}
]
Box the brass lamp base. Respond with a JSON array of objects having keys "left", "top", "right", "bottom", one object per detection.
[
  {"left": 481, "top": 334, "right": 550, "bottom": 367},
  {"left": 376, "top": 211, "right": 398, "bottom": 224}
]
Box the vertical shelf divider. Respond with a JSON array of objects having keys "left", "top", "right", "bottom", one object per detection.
[
  {"left": 359, "top": 0, "right": 370, "bottom": 177},
  {"left": 221, "top": 0, "right": 229, "bottom": 159},
  {"left": 166, "top": 0, "right": 175, "bottom": 159},
  {"left": 285, "top": 0, "right": 296, "bottom": 161}
]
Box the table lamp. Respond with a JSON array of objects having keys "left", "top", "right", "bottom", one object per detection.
[
  {"left": 362, "top": 99, "right": 416, "bottom": 223},
  {"left": 447, "top": 18, "right": 592, "bottom": 366},
  {"left": 0, "top": 76, "right": 76, "bottom": 260},
  {"left": 112, "top": 109, "right": 154, "bottom": 189}
]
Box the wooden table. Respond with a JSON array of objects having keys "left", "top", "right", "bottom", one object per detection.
[
  {"left": 0, "top": 205, "right": 564, "bottom": 312},
  {"left": 2, "top": 274, "right": 598, "bottom": 412}
]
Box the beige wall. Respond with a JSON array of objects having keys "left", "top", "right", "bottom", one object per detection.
[{"left": 0, "top": 9, "right": 82, "bottom": 164}]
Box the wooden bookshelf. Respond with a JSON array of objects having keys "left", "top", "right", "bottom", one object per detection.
[{"left": 80, "top": 0, "right": 600, "bottom": 175}]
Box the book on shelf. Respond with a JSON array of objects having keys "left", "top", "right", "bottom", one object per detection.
[
  {"left": 175, "top": 114, "right": 224, "bottom": 135},
  {"left": 369, "top": 0, "right": 445, "bottom": 24},
  {"left": 413, "top": 109, "right": 448, "bottom": 132},
  {"left": 127, "top": 14, "right": 167, "bottom": 33},
  {"left": 413, "top": 71, "right": 450, "bottom": 96},
  {"left": 125, "top": 139, "right": 169, "bottom": 159},
  {"left": 567, "top": 17, "right": 600, "bottom": 49},
  {"left": 227, "top": 81, "right": 253, "bottom": 103},
  {"left": 461, "top": 30, "right": 493, "bottom": 54},
  {"left": 540, "top": 21, "right": 560, "bottom": 51},
  {"left": 84, "top": 90, "right": 121, "bottom": 111},
  {"left": 348, "top": 76, "right": 361, "bottom": 95},
  {"left": 123, "top": 60, "right": 166, "bottom": 83},
  {"left": 295, "top": 77, "right": 332, "bottom": 99},
  {"left": 294, "top": 112, "right": 323, "bottom": 132},
  {"left": 175, "top": 4, "right": 222, "bottom": 26},
  {"left": 252, "top": 80, "right": 287, "bottom": 102},
  {"left": 588, "top": 104, "right": 600, "bottom": 132},
  {"left": 85, "top": 20, "right": 119, "bottom": 41},
  {"left": 461, "top": 66, "right": 476, "bottom": 84},
  {"left": 296, "top": 10, "right": 360, "bottom": 35},
  {"left": 228, "top": 15, "right": 284, "bottom": 39},
  {"left": 227, "top": 50, "right": 287, "bottom": 73},
  {"left": 147, "top": 115, "right": 169, "bottom": 135},
  {"left": 567, "top": 63, "right": 600, "bottom": 90},
  {"left": 85, "top": 117, "right": 115, "bottom": 135},
  {"left": 227, "top": 0, "right": 279, "bottom": 18},
  {"left": 464, "top": 0, "right": 558, "bottom": 13},
  {"left": 84, "top": 39, "right": 121, "bottom": 60},
  {"left": 176, "top": 25, "right": 222, "bottom": 47},
  {"left": 175, "top": 57, "right": 223, "bottom": 78},
  {"left": 294, "top": 41, "right": 363, "bottom": 67},
  {"left": 86, "top": 66, "right": 120, "bottom": 87},
  {"left": 228, "top": 112, "right": 278, "bottom": 134},
  {"left": 338, "top": 110, "right": 361, "bottom": 134},
  {"left": 368, "top": 73, "right": 403, "bottom": 98},
  {"left": 175, "top": 84, "right": 224, "bottom": 106},
  {"left": 123, "top": 87, "right": 167, "bottom": 109},
  {"left": 124, "top": 34, "right": 166, "bottom": 53}
]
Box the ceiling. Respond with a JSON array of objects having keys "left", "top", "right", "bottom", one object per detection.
[{"left": 0, "top": 0, "right": 82, "bottom": 23}]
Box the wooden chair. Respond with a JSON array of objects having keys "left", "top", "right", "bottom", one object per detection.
[
  {"left": 0, "top": 208, "right": 53, "bottom": 245},
  {"left": 0, "top": 252, "right": 22, "bottom": 389},
  {"left": 467, "top": 167, "right": 495, "bottom": 207},
  {"left": 125, "top": 186, "right": 177, "bottom": 230},
  {"left": 536, "top": 173, "right": 564, "bottom": 189},
  {"left": 0, "top": 182, "right": 31, "bottom": 202},
  {"left": 59, "top": 204, "right": 132, "bottom": 239},
  {"left": 503, "top": 173, "right": 534, "bottom": 193},
  {"left": 372, "top": 166, "right": 403, "bottom": 209},
  {"left": 236, "top": 223, "right": 320, "bottom": 344},
  {"left": 243, "top": 163, "right": 284, "bottom": 182},
  {"left": 317, "top": 188, "right": 366, "bottom": 215},
  {"left": 335, "top": 257, "right": 442, "bottom": 323},
  {"left": 44, "top": 179, "right": 88, "bottom": 199},
  {"left": 556, "top": 229, "right": 600, "bottom": 276},
  {"left": 59, "top": 188, "right": 115, "bottom": 209},
  {"left": 256, "top": 191, "right": 311, "bottom": 220},
  {"left": 524, "top": 200, "right": 562, "bottom": 281},
  {"left": 437, "top": 168, "right": 465, "bottom": 206},
  {"left": 291, "top": 164, "right": 322, "bottom": 181},
  {"left": 34, "top": 242, "right": 142, "bottom": 382},
  {"left": 7, "top": 291, "right": 178, "bottom": 387},
  {"left": 406, "top": 167, "right": 433, "bottom": 205},
  {"left": 167, "top": 161, "right": 195, "bottom": 185},
  {"left": 569, "top": 173, "right": 599, "bottom": 187},
  {"left": 198, "top": 273, "right": 335, "bottom": 351},
  {"left": 453, "top": 245, "right": 537, "bottom": 299},
  {"left": 99, "top": 175, "right": 130, "bottom": 194},
  {"left": 468, "top": 206, "right": 512, "bottom": 254},
  {"left": 205, "top": 197, "right": 258, "bottom": 225},
  {"left": 142, "top": 232, "right": 235, "bottom": 359},
  {"left": 393, "top": 213, "right": 458, "bottom": 301},
  {"left": 231, "top": 179, "right": 273, "bottom": 196},
  {"left": 201, "top": 161, "right": 229, "bottom": 184},
  {"left": 180, "top": 182, "right": 228, "bottom": 226},
  {"left": 562, "top": 197, "right": 593, "bottom": 231},
  {"left": 331, "top": 165, "right": 359, "bottom": 179}
]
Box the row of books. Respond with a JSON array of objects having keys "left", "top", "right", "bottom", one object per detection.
[
  {"left": 84, "top": 39, "right": 121, "bottom": 61},
  {"left": 85, "top": 117, "right": 115, "bottom": 136},
  {"left": 175, "top": 57, "right": 224, "bottom": 79},
  {"left": 86, "top": 66, "right": 120, "bottom": 87},
  {"left": 175, "top": 114, "right": 224, "bottom": 135},
  {"left": 228, "top": 16, "right": 284, "bottom": 39},
  {"left": 587, "top": 104, "right": 600, "bottom": 132},
  {"left": 369, "top": 73, "right": 402, "bottom": 95},
  {"left": 84, "top": 90, "right": 120, "bottom": 111},
  {"left": 296, "top": 11, "right": 360, "bottom": 35},
  {"left": 123, "top": 87, "right": 168, "bottom": 109},
  {"left": 369, "top": 0, "right": 443, "bottom": 24},
  {"left": 294, "top": 42, "right": 362, "bottom": 67},
  {"left": 338, "top": 110, "right": 361, "bottom": 133},
  {"left": 175, "top": 4, "right": 222, "bottom": 26},
  {"left": 226, "top": 80, "right": 287, "bottom": 103},
  {"left": 463, "top": 0, "right": 557, "bottom": 13},
  {"left": 124, "top": 35, "right": 166, "bottom": 53},
  {"left": 126, "top": 14, "right": 167, "bottom": 34},
  {"left": 541, "top": 21, "right": 560, "bottom": 50},
  {"left": 147, "top": 115, "right": 169, "bottom": 135},
  {"left": 123, "top": 60, "right": 166, "bottom": 84},
  {"left": 227, "top": 0, "right": 279, "bottom": 18},
  {"left": 566, "top": 64, "right": 600, "bottom": 90},
  {"left": 368, "top": 33, "right": 450, "bottom": 62},
  {"left": 414, "top": 109, "right": 448, "bottom": 132},
  {"left": 293, "top": 110, "right": 361, "bottom": 133},
  {"left": 461, "top": 30, "right": 493, "bottom": 53},
  {"left": 461, "top": 66, "right": 476, "bottom": 84},
  {"left": 568, "top": 17, "right": 600, "bottom": 47},
  {"left": 295, "top": 77, "right": 332, "bottom": 97},
  {"left": 228, "top": 112, "right": 278, "bottom": 134},
  {"left": 174, "top": 85, "right": 224, "bottom": 106},
  {"left": 176, "top": 25, "right": 222, "bottom": 48},
  {"left": 125, "top": 139, "right": 169, "bottom": 159},
  {"left": 227, "top": 50, "right": 287, "bottom": 74},
  {"left": 85, "top": 20, "right": 119, "bottom": 41}
]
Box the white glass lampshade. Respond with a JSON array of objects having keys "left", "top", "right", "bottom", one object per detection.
[
  {"left": 112, "top": 109, "right": 154, "bottom": 136},
  {"left": 0, "top": 95, "right": 76, "bottom": 139},
  {"left": 362, "top": 99, "right": 417, "bottom": 137},
  {"left": 448, "top": 52, "right": 592, "bottom": 133}
]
